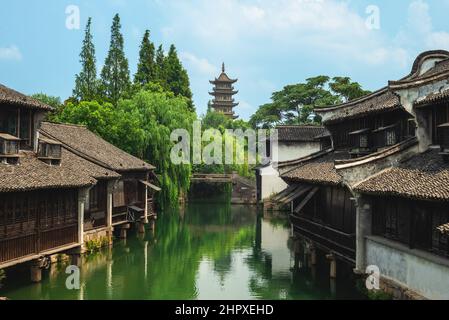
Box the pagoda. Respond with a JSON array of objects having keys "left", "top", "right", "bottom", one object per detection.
[{"left": 209, "top": 63, "right": 239, "bottom": 119}]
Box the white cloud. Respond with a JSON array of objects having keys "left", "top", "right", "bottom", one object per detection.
[
  {"left": 180, "top": 52, "right": 217, "bottom": 75},
  {"left": 397, "top": 0, "right": 449, "bottom": 51},
  {"left": 160, "top": 0, "right": 409, "bottom": 66},
  {"left": 0, "top": 45, "right": 22, "bottom": 61}
]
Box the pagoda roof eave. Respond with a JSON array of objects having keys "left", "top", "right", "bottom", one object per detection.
[{"left": 210, "top": 79, "right": 238, "bottom": 84}]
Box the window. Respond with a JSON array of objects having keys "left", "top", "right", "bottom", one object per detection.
[
  {"left": 113, "top": 180, "right": 125, "bottom": 207},
  {"left": 373, "top": 197, "right": 449, "bottom": 257},
  {"left": 38, "top": 140, "right": 62, "bottom": 159},
  {"left": 0, "top": 134, "right": 20, "bottom": 155},
  {"left": 360, "top": 135, "right": 368, "bottom": 148},
  {"left": 89, "top": 186, "right": 99, "bottom": 211},
  {"left": 438, "top": 123, "right": 449, "bottom": 152},
  {"left": 386, "top": 130, "right": 397, "bottom": 146},
  {"left": 19, "top": 109, "right": 31, "bottom": 147},
  {"left": 431, "top": 204, "right": 449, "bottom": 256}
]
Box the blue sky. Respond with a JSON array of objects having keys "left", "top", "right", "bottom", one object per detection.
[{"left": 1, "top": 0, "right": 449, "bottom": 120}]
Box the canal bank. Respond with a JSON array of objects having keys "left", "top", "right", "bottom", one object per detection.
[{"left": 0, "top": 201, "right": 365, "bottom": 300}]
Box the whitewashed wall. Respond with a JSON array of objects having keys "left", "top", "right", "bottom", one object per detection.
[
  {"left": 259, "top": 141, "right": 321, "bottom": 201},
  {"left": 366, "top": 236, "right": 449, "bottom": 300}
]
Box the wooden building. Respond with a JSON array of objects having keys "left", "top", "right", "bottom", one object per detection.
[
  {"left": 0, "top": 84, "right": 158, "bottom": 279},
  {"left": 209, "top": 63, "right": 239, "bottom": 119},
  {"left": 280, "top": 50, "right": 449, "bottom": 299}
]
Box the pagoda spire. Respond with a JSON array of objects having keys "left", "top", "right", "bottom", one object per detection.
[{"left": 209, "top": 63, "right": 239, "bottom": 120}]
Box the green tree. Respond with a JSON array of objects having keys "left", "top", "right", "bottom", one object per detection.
[
  {"left": 53, "top": 84, "right": 196, "bottom": 207},
  {"left": 329, "top": 76, "right": 371, "bottom": 102},
  {"left": 73, "top": 18, "right": 98, "bottom": 101},
  {"left": 164, "top": 45, "right": 194, "bottom": 111},
  {"left": 134, "top": 30, "right": 156, "bottom": 86},
  {"left": 31, "top": 93, "right": 64, "bottom": 121},
  {"left": 155, "top": 44, "right": 167, "bottom": 87},
  {"left": 250, "top": 75, "right": 370, "bottom": 128},
  {"left": 100, "top": 14, "right": 131, "bottom": 105},
  {"left": 164, "top": 45, "right": 191, "bottom": 97}
]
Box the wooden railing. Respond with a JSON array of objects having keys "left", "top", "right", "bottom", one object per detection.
[
  {"left": 0, "top": 224, "right": 78, "bottom": 264},
  {"left": 39, "top": 225, "right": 78, "bottom": 252},
  {"left": 0, "top": 234, "right": 37, "bottom": 264}
]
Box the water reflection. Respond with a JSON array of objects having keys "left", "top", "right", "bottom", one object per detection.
[{"left": 0, "top": 202, "right": 364, "bottom": 300}]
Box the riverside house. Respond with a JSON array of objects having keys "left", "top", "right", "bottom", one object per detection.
[
  {"left": 280, "top": 50, "right": 449, "bottom": 300},
  {"left": 255, "top": 125, "right": 329, "bottom": 203},
  {"left": 0, "top": 84, "right": 158, "bottom": 281}
]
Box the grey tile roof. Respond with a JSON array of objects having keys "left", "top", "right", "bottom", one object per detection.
[
  {"left": 0, "top": 84, "right": 53, "bottom": 111},
  {"left": 354, "top": 149, "right": 449, "bottom": 201},
  {"left": 40, "top": 122, "right": 155, "bottom": 172}
]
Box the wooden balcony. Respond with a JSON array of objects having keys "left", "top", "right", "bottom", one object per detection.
[{"left": 290, "top": 214, "right": 356, "bottom": 263}]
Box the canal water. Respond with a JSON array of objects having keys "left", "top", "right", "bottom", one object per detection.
[{"left": 0, "top": 200, "right": 365, "bottom": 300}]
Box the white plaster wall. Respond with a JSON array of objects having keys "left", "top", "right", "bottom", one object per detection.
[
  {"left": 259, "top": 140, "right": 321, "bottom": 200},
  {"left": 260, "top": 165, "right": 288, "bottom": 200},
  {"left": 259, "top": 165, "right": 288, "bottom": 200},
  {"left": 276, "top": 141, "right": 320, "bottom": 162},
  {"left": 366, "top": 237, "right": 449, "bottom": 300}
]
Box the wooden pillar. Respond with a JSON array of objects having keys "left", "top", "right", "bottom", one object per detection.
[
  {"left": 143, "top": 185, "right": 149, "bottom": 224},
  {"left": 355, "top": 195, "right": 372, "bottom": 273},
  {"left": 327, "top": 254, "right": 337, "bottom": 279},
  {"left": 310, "top": 246, "right": 317, "bottom": 266},
  {"left": 106, "top": 181, "right": 115, "bottom": 229},
  {"left": 30, "top": 261, "right": 42, "bottom": 283},
  {"left": 137, "top": 222, "right": 145, "bottom": 234},
  {"left": 119, "top": 223, "right": 130, "bottom": 239},
  {"left": 78, "top": 188, "right": 89, "bottom": 247},
  {"left": 71, "top": 254, "right": 82, "bottom": 267}
]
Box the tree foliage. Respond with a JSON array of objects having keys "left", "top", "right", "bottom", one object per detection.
[
  {"left": 134, "top": 30, "right": 156, "bottom": 86},
  {"left": 194, "top": 109, "right": 253, "bottom": 178},
  {"left": 52, "top": 84, "right": 196, "bottom": 207},
  {"left": 100, "top": 14, "right": 131, "bottom": 105},
  {"left": 250, "top": 76, "right": 370, "bottom": 128},
  {"left": 73, "top": 18, "right": 98, "bottom": 101}
]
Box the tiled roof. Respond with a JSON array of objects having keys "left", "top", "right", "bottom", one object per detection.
[
  {"left": 316, "top": 89, "right": 401, "bottom": 124},
  {"left": 0, "top": 84, "right": 53, "bottom": 111},
  {"left": 415, "top": 87, "right": 449, "bottom": 107},
  {"left": 281, "top": 151, "right": 351, "bottom": 185},
  {"left": 0, "top": 150, "right": 96, "bottom": 192},
  {"left": 354, "top": 149, "right": 449, "bottom": 201},
  {"left": 389, "top": 52, "right": 449, "bottom": 88},
  {"left": 276, "top": 126, "right": 328, "bottom": 142},
  {"left": 40, "top": 122, "right": 155, "bottom": 172},
  {"left": 420, "top": 59, "right": 449, "bottom": 78}
]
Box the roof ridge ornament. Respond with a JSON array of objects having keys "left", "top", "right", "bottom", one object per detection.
[{"left": 222, "top": 62, "right": 225, "bottom": 73}]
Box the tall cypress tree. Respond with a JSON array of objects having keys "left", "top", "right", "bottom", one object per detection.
[
  {"left": 155, "top": 44, "right": 166, "bottom": 88},
  {"left": 73, "top": 18, "right": 98, "bottom": 101},
  {"left": 100, "top": 14, "right": 131, "bottom": 105},
  {"left": 134, "top": 30, "right": 156, "bottom": 86},
  {"left": 164, "top": 44, "right": 193, "bottom": 102}
]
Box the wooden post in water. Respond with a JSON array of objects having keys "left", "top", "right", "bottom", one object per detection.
[
  {"left": 327, "top": 254, "right": 337, "bottom": 279},
  {"left": 137, "top": 222, "right": 145, "bottom": 234},
  {"left": 310, "top": 246, "right": 317, "bottom": 266},
  {"left": 30, "top": 260, "right": 42, "bottom": 283},
  {"left": 119, "top": 223, "right": 131, "bottom": 239}
]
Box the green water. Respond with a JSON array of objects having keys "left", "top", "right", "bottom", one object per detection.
[{"left": 0, "top": 201, "right": 365, "bottom": 300}]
